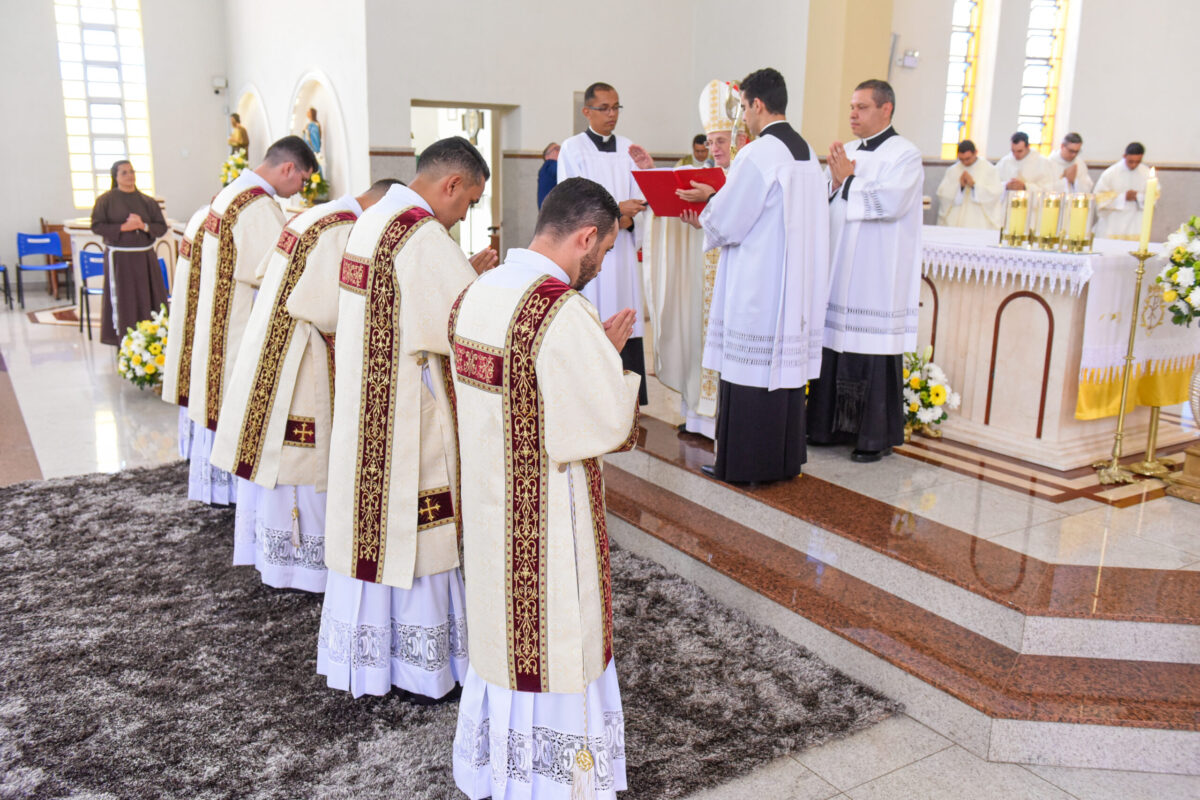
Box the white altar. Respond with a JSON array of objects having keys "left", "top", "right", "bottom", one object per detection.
[{"left": 918, "top": 226, "right": 1197, "bottom": 471}]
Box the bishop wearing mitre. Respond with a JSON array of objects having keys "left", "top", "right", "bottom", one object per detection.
[
  {"left": 209, "top": 181, "right": 398, "bottom": 591},
  {"left": 318, "top": 138, "right": 496, "bottom": 700},
  {"left": 936, "top": 140, "right": 1003, "bottom": 229},
  {"left": 183, "top": 136, "right": 317, "bottom": 505}
]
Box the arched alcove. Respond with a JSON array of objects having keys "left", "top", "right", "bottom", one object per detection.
[
  {"left": 288, "top": 72, "right": 352, "bottom": 197},
  {"left": 234, "top": 85, "right": 271, "bottom": 167}
]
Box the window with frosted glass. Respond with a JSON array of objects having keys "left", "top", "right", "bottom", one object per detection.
[
  {"left": 1016, "top": 0, "right": 1069, "bottom": 154},
  {"left": 55, "top": 0, "right": 154, "bottom": 209},
  {"left": 941, "top": 0, "right": 984, "bottom": 160}
]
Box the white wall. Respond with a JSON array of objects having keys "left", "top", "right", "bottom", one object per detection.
[
  {"left": 888, "top": 0, "right": 955, "bottom": 157},
  {"left": 223, "top": 0, "right": 370, "bottom": 197},
  {"left": 0, "top": 0, "right": 227, "bottom": 275}
]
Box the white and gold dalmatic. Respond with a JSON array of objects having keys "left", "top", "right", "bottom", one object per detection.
[
  {"left": 324, "top": 187, "right": 474, "bottom": 591},
  {"left": 160, "top": 205, "right": 209, "bottom": 460},
  {"left": 642, "top": 79, "right": 743, "bottom": 438},
  {"left": 210, "top": 195, "right": 359, "bottom": 493},
  {"left": 449, "top": 251, "right": 641, "bottom": 695}
]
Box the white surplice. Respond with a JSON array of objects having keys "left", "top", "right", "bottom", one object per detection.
[
  {"left": 1048, "top": 152, "right": 1095, "bottom": 193},
  {"left": 935, "top": 159, "right": 1003, "bottom": 230},
  {"left": 1094, "top": 161, "right": 1154, "bottom": 239},
  {"left": 556, "top": 130, "right": 645, "bottom": 336},
  {"left": 995, "top": 149, "right": 1059, "bottom": 194},
  {"left": 825, "top": 127, "right": 924, "bottom": 356},
  {"left": 699, "top": 124, "right": 830, "bottom": 389}
]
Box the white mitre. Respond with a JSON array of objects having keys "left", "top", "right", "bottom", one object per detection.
[{"left": 698, "top": 79, "right": 747, "bottom": 137}]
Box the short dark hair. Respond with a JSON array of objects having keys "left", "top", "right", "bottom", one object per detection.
[
  {"left": 740, "top": 68, "right": 787, "bottom": 115},
  {"left": 855, "top": 79, "right": 895, "bottom": 115},
  {"left": 1063, "top": 132, "right": 1082, "bottom": 145},
  {"left": 415, "top": 136, "right": 490, "bottom": 184},
  {"left": 957, "top": 140, "right": 977, "bottom": 154},
  {"left": 263, "top": 135, "right": 319, "bottom": 173},
  {"left": 230, "top": 113, "right": 241, "bottom": 123},
  {"left": 692, "top": 134, "right": 708, "bottom": 147},
  {"left": 1011, "top": 131, "right": 1030, "bottom": 146},
  {"left": 1125, "top": 141, "right": 1145, "bottom": 156},
  {"left": 368, "top": 178, "right": 404, "bottom": 195},
  {"left": 534, "top": 178, "right": 620, "bottom": 241},
  {"left": 584, "top": 82, "right": 616, "bottom": 105},
  {"left": 542, "top": 141, "right": 558, "bottom": 158}
]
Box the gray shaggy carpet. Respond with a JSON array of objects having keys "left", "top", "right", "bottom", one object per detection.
[{"left": 0, "top": 462, "right": 898, "bottom": 799}]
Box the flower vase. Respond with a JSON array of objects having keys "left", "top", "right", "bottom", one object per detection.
[
  {"left": 903, "top": 423, "right": 913, "bottom": 443},
  {"left": 918, "top": 423, "right": 943, "bottom": 439}
]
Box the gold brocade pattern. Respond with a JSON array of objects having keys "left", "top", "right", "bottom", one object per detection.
[
  {"left": 204, "top": 187, "right": 268, "bottom": 430},
  {"left": 444, "top": 288, "right": 469, "bottom": 553},
  {"left": 175, "top": 227, "right": 207, "bottom": 407},
  {"left": 699, "top": 246, "right": 720, "bottom": 410},
  {"left": 320, "top": 331, "right": 336, "bottom": 415},
  {"left": 503, "top": 277, "right": 572, "bottom": 692},
  {"left": 230, "top": 211, "right": 356, "bottom": 480},
  {"left": 349, "top": 207, "right": 434, "bottom": 583}
]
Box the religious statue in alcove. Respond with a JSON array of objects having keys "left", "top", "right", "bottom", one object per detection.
[
  {"left": 302, "top": 107, "right": 322, "bottom": 155},
  {"left": 462, "top": 109, "right": 482, "bottom": 145}
]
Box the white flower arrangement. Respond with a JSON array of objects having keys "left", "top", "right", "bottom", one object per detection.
[
  {"left": 1155, "top": 216, "right": 1200, "bottom": 326},
  {"left": 117, "top": 304, "right": 169, "bottom": 390},
  {"left": 902, "top": 346, "right": 961, "bottom": 438},
  {"left": 221, "top": 150, "right": 249, "bottom": 187}
]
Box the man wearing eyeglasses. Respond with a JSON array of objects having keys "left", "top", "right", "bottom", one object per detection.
[
  {"left": 557, "top": 82, "right": 651, "bottom": 404},
  {"left": 1048, "top": 132, "right": 1093, "bottom": 193}
]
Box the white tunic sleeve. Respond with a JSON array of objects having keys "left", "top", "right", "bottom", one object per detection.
[
  {"left": 287, "top": 228, "right": 350, "bottom": 334},
  {"left": 233, "top": 201, "right": 285, "bottom": 287},
  {"left": 844, "top": 146, "right": 923, "bottom": 223},
  {"left": 539, "top": 297, "right": 641, "bottom": 464},
  {"left": 556, "top": 141, "right": 582, "bottom": 182},
  {"left": 398, "top": 228, "right": 477, "bottom": 357},
  {"left": 935, "top": 166, "right": 962, "bottom": 223},
  {"left": 698, "top": 156, "right": 769, "bottom": 251}
]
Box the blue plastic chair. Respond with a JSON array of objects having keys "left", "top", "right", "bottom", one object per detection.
[
  {"left": 16, "top": 233, "right": 73, "bottom": 309},
  {"left": 159, "top": 257, "right": 171, "bottom": 301},
  {"left": 78, "top": 251, "right": 106, "bottom": 340}
]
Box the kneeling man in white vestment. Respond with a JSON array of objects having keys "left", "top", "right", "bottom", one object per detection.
[
  {"left": 319, "top": 138, "right": 496, "bottom": 700},
  {"left": 809, "top": 80, "right": 923, "bottom": 462},
  {"left": 183, "top": 136, "right": 317, "bottom": 505},
  {"left": 209, "top": 180, "right": 400, "bottom": 591},
  {"left": 683, "top": 67, "right": 830, "bottom": 483},
  {"left": 1094, "top": 142, "right": 1158, "bottom": 240},
  {"left": 935, "top": 140, "right": 1003, "bottom": 230},
  {"left": 450, "top": 178, "right": 641, "bottom": 799}
]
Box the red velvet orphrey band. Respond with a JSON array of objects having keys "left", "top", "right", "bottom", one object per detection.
[
  {"left": 231, "top": 210, "right": 356, "bottom": 481},
  {"left": 349, "top": 206, "right": 435, "bottom": 583},
  {"left": 203, "top": 186, "right": 268, "bottom": 430},
  {"left": 174, "top": 228, "right": 205, "bottom": 408}
]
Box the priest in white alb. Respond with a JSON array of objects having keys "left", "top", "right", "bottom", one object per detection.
[
  {"left": 1048, "top": 132, "right": 1094, "bottom": 193},
  {"left": 995, "top": 131, "right": 1059, "bottom": 193},
  {"left": 809, "top": 79, "right": 923, "bottom": 462},
  {"left": 935, "top": 140, "right": 1003, "bottom": 229},
  {"left": 557, "top": 81, "right": 650, "bottom": 404},
  {"left": 186, "top": 136, "right": 317, "bottom": 505},
  {"left": 1094, "top": 141, "right": 1157, "bottom": 240},
  {"left": 640, "top": 79, "right": 745, "bottom": 439},
  {"left": 319, "top": 138, "right": 496, "bottom": 700},
  {"left": 682, "top": 67, "right": 830, "bottom": 483},
  {"left": 161, "top": 203, "right": 210, "bottom": 461},
  {"left": 209, "top": 180, "right": 398, "bottom": 591},
  {"left": 450, "top": 177, "right": 640, "bottom": 800}
]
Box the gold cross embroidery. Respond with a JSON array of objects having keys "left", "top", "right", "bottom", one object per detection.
[
  {"left": 294, "top": 422, "right": 314, "bottom": 443},
  {"left": 420, "top": 496, "right": 441, "bottom": 523}
]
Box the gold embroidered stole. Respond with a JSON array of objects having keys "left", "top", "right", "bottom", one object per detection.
[
  {"left": 230, "top": 210, "right": 356, "bottom": 481},
  {"left": 173, "top": 228, "right": 206, "bottom": 407},
  {"left": 345, "top": 206, "right": 435, "bottom": 583},
  {"left": 203, "top": 186, "right": 268, "bottom": 430},
  {"left": 698, "top": 246, "right": 721, "bottom": 416}
]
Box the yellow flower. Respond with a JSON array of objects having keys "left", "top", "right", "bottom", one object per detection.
[
  {"left": 155, "top": 354, "right": 165, "bottom": 366},
  {"left": 149, "top": 343, "right": 162, "bottom": 355},
  {"left": 902, "top": 367, "right": 910, "bottom": 380},
  {"left": 930, "top": 384, "right": 947, "bottom": 406},
  {"left": 131, "top": 354, "right": 142, "bottom": 366},
  {"left": 147, "top": 323, "right": 159, "bottom": 335},
  {"left": 908, "top": 401, "right": 920, "bottom": 413},
  {"left": 144, "top": 364, "right": 156, "bottom": 374},
  {"left": 1164, "top": 289, "right": 1178, "bottom": 303},
  {"left": 162, "top": 337, "right": 169, "bottom": 348},
  {"left": 909, "top": 376, "right": 921, "bottom": 390},
  {"left": 311, "top": 173, "right": 322, "bottom": 184}
]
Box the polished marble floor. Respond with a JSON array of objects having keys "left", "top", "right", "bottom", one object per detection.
[{"left": 2, "top": 298, "right": 1198, "bottom": 796}]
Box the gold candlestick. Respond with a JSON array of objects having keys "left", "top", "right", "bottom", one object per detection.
[
  {"left": 1093, "top": 249, "right": 1155, "bottom": 484},
  {"left": 1128, "top": 406, "right": 1172, "bottom": 477}
]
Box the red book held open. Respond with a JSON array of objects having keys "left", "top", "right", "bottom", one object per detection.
[{"left": 632, "top": 167, "right": 726, "bottom": 217}]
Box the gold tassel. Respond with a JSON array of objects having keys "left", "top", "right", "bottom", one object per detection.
[
  {"left": 570, "top": 748, "right": 595, "bottom": 800},
  {"left": 290, "top": 488, "right": 301, "bottom": 550}
]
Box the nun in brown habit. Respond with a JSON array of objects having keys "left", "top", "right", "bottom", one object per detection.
[{"left": 90, "top": 160, "right": 168, "bottom": 346}]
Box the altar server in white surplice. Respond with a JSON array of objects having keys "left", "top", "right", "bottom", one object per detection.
[
  {"left": 935, "top": 140, "right": 1003, "bottom": 230},
  {"left": 1094, "top": 142, "right": 1157, "bottom": 240},
  {"left": 809, "top": 79, "right": 923, "bottom": 463},
  {"left": 209, "top": 181, "right": 398, "bottom": 592},
  {"left": 320, "top": 138, "right": 497, "bottom": 700},
  {"left": 1048, "top": 132, "right": 1094, "bottom": 194},
  {"left": 641, "top": 79, "right": 745, "bottom": 440},
  {"left": 681, "top": 68, "right": 830, "bottom": 484},
  {"left": 995, "top": 131, "right": 1059, "bottom": 193},
  {"left": 450, "top": 178, "right": 640, "bottom": 800},
  {"left": 557, "top": 81, "right": 651, "bottom": 405},
  {"left": 161, "top": 204, "right": 210, "bottom": 461},
  {"left": 186, "top": 136, "right": 317, "bottom": 507}
]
